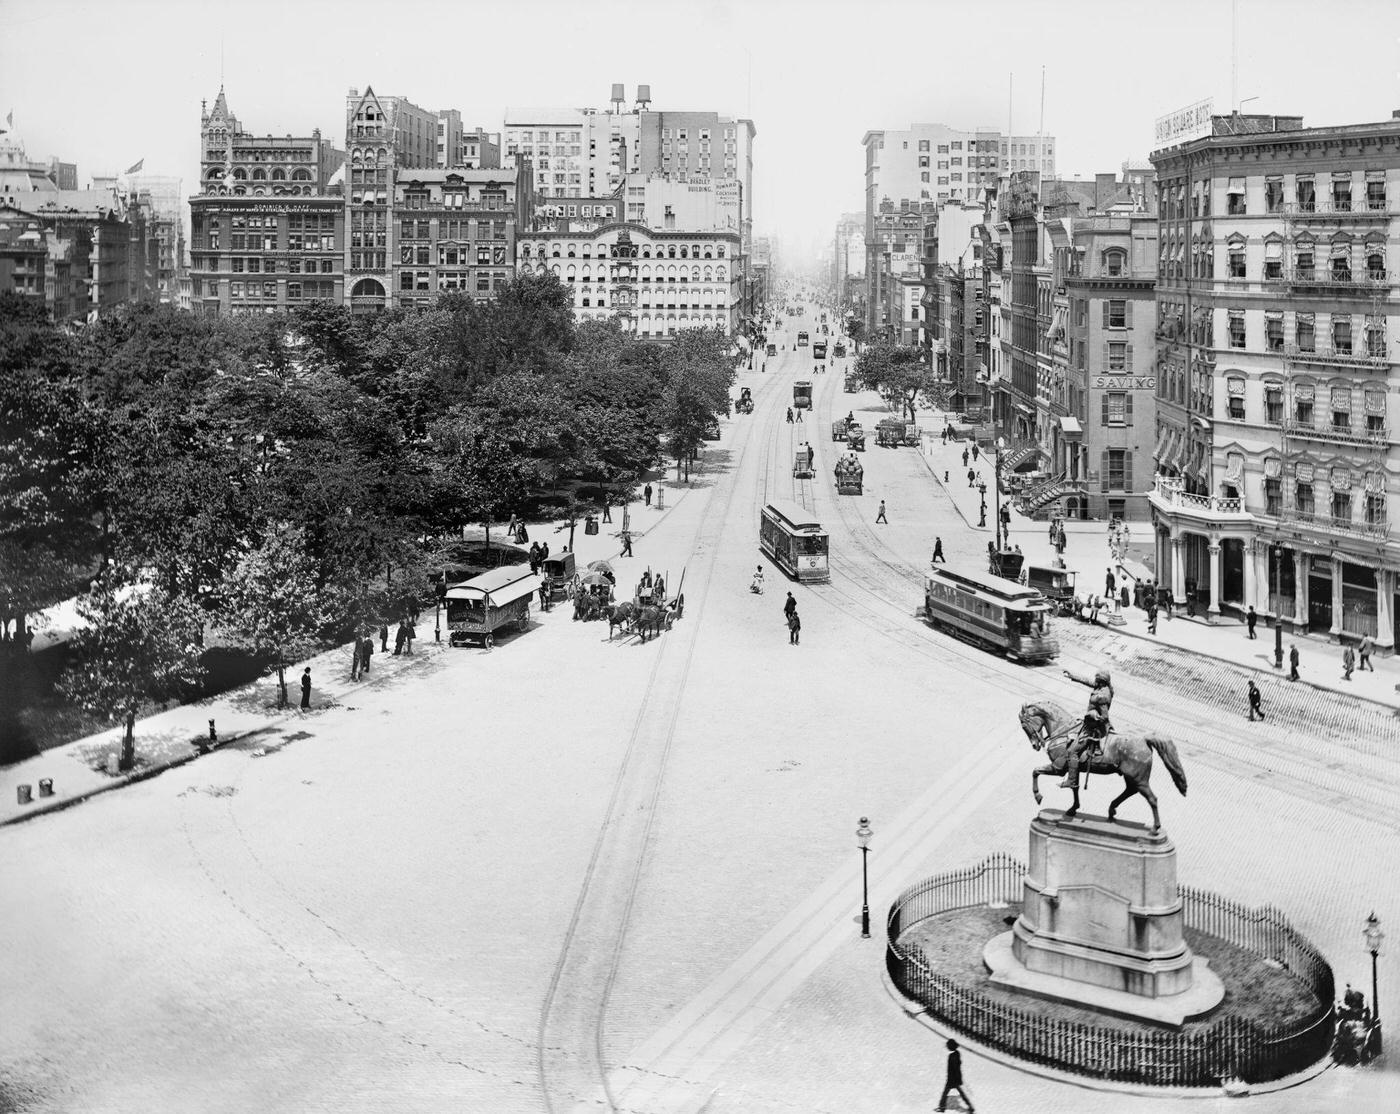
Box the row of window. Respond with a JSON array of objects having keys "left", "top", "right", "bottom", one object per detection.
[
  {"left": 227, "top": 256, "right": 337, "bottom": 274},
  {"left": 1160, "top": 176, "right": 1387, "bottom": 219},
  {"left": 1220, "top": 379, "right": 1388, "bottom": 430},
  {"left": 402, "top": 191, "right": 508, "bottom": 210},
  {"left": 212, "top": 279, "right": 337, "bottom": 299},
  {"left": 1222, "top": 310, "right": 1386, "bottom": 356},
  {"left": 400, "top": 219, "right": 509, "bottom": 241},
  {"left": 204, "top": 167, "right": 314, "bottom": 183},
  {"left": 399, "top": 270, "right": 509, "bottom": 293},
  {"left": 521, "top": 244, "right": 727, "bottom": 260}
]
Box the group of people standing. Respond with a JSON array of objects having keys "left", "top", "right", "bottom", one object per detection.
[{"left": 350, "top": 619, "right": 417, "bottom": 681}]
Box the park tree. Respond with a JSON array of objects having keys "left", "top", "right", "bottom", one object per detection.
[
  {"left": 853, "top": 342, "right": 932, "bottom": 421},
  {"left": 218, "top": 525, "right": 333, "bottom": 709},
  {"left": 59, "top": 582, "right": 205, "bottom": 771},
  {"left": 429, "top": 409, "right": 531, "bottom": 549}
]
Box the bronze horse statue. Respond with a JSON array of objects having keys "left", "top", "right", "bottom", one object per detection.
[{"left": 1018, "top": 700, "right": 1188, "bottom": 834}]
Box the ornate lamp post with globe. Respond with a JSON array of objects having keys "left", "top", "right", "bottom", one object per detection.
[
  {"left": 1364, "top": 911, "right": 1384, "bottom": 1055},
  {"left": 856, "top": 817, "right": 874, "bottom": 939}
]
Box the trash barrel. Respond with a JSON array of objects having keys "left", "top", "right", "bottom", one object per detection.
[
  {"left": 38, "top": 778, "right": 53, "bottom": 798},
  {"left": 16, "top": 784, "right": 32, "bottom": 805}
]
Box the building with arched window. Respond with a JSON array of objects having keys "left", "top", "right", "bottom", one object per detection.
[
  {"left": 1149, "top": 111, "right": 1400, "bottom": 650},
  {"left": 189, "top": 86, "right": 346, "bottom": 315},
  {"left": 517, "top": 224, "right": 740, "bottom": 337}
]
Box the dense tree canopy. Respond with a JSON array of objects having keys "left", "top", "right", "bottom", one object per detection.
[{"left": 1, "top": 273, "right": 739, "bottom": 672}]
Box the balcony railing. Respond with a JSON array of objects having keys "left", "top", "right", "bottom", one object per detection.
[
  {"left": 1281, "top": 200, "right": 1390, "bottom": 220},
  {"left": 1150, "top": 476, "right": 1248, "bottom": 518},
  {"left": 1282, "top": 268, "right": 1391, "bottom": 292},
  {"left": 1282, "top": 420, "right": 1390, "bottom": 447},
  {"left": 1283, "top": 343, "right": 1389, "bottom": 369},
  {"left": 1285, "top": 509, "right": 1390, "bottom": 540}
]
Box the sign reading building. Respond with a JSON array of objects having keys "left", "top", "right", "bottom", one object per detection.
[
  {"left": 1154, "top": 99, "right": 1214, "bottom": 148},
  {"left": 1093, "top": 375, "right": 1156, "bottom": 390}
]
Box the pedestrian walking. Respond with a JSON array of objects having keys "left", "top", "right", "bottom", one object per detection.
[
  {"left": 944, "top": 470, "right": 950, "bottom": 483},
  {"left": 404, "top": 619, "right": 416, "bottom": 656},
  {"left": 541, "top": 541, "right": 550, "bottom": 560},
  {"left": 962, "top": 447, "right": 970, "bottom": 468},
  {"left": 876, "top": 499, "right": 888, "bottom": 524},
  {"left": 621, "top": 529, "right": 634, "bottom": 557},
  {"left": 379, "top": 622, "right": 389, "bottom": 653},
  {"left": 644, "top": 483, "right": 653, "bottom": 507},
  {"left": 1147, "top": 602, "right": 1158, "bottom": 635},
  {"left": 395, "top": 621, "right": 407, "bottom": 656},
  {"left": 1119, "top": 584, "right": 1130, "bottom": 610},
  {"left": 1246, "top": 605, "right": 1258, "bottom": 639},
  {"left": 936, "top": 1038, "right": 974, "bottom": 1113},
  {"left": 971, "top": 444, "right": 979, "bottom": 463},
  {"left": 795, "top": 407, "right": 803, "bottom": 423},
  {"left": 1163, "top": 589, "right": 1174, "bottom": 619},
  {"left": 1289, "top": 643, "right": 1300, "bottom": 681},
  {"left": 601, "top": 501, "right": 612, "bottom": 523},
  {"left": 1343, "top": 645, "right": 1355, "bottom": 681},
  {"left": 967, "top": 467, "right": 976, "bottom": 488},
  {"left": 783, "top": 592, "right": 797, "bottom": 620},
  {"left": 1105, "top": 567, "right": 1116, "bottom": 597},
  {"left": 932, "top": 537, "right": 945, "bottom": 564},
  {"left": 1248, "top": 680, "right": 1265, "bottom": 721},
  {"left": 300, "top": 667, "right": 312, "bottom": 710},
  {"left": 788, "top": 609, "right": 802, "bottom": 645},
  {"left": 1360, "top": 634, "right": 1375, "bottom": 671}
]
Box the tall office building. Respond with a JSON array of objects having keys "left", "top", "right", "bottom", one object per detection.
[
  {"left": 1148, "top": 111, "right": 1400, "bottom": 646},
  {"left": 189, "top": 86, "right": 345, "bottom": 315}
]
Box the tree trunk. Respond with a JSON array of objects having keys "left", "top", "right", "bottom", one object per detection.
[
  {"left": 119, "top": 710, "right": 136, "bottom": 771},
  {"left": 276, "top": 664, "right": 288, "bottom": 708}
]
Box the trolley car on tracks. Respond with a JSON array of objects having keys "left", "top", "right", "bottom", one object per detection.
[
  {"left": 760, "top": 500, "right": 830, "bottom": 582},
  {"left": 923, "top": 565, "right": 1058, "bottom": 663},
  {"left": 445, "top": 565, "right": 541, "bottom": 648}
]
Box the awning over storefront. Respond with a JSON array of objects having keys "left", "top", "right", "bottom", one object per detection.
[{"left": 1058, "top": 415, "right": 1082, "bottom": 438}]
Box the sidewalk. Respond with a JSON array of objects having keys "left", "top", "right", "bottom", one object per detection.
[{"left": 921, "top": 415, "right": 1400, "bottom": 709}]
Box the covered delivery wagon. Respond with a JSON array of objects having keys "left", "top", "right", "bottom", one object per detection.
[{"left": 445, "top": 565, "right": 541, "bottom": 648}]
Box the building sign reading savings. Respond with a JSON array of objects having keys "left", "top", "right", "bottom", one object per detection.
[
  {"left": 1093, "top": 375, "right": 1156, "bottom": 390},
  {"left": 1154, "top": 98, "right": 1214, "bottom": 147}
]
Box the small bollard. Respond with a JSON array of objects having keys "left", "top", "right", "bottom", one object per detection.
[
  {"left": 38, "top": 778, "right": 53, "bottom": 797},
  {"left": 16, "top": 784, "right": 33, "bottom": 805},
  {"left": 209, "top": 718, "right": 218, "bottom": 745}
]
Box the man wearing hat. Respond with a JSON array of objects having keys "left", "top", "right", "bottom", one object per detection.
[{"left": 1059, "top": 667, "right": 1115, "bottom": 789}]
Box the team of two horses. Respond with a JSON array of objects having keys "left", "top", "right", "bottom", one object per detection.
[
  {"left": 600, "top": 601, "right": 669, "bottom": 642},
  {"left": 1017, "top": 700, "right": 1189, "bottom": 835}
]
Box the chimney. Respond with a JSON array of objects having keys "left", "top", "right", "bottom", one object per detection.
[
  {"left": 349, "top": 88, "right": 359, "bottom": 97},
  {"left": 1393, "top": 109, "right": 1400, "bottom": 119},
  {"left": 636, "top": 84, "right": 652, "bottom": 110}
]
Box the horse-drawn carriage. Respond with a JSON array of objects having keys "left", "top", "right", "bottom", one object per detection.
[
  {"left": 845, "top": 423, "right": 865, "bottom": 452},
  {"left": 835, "top": 455, "right": 864, "bottom": 495},
  {"left": 793, "top": 442, "right": 815, "bottom": 478},
  {"left": 444, "top": 565, "right": 541, "bottom": 648},
  {"left": 831, "top": 417, "right": 849, "bottom": 442},
  {"left": 736, "top": 386, "right": 754, "bottom": 414},
  {"left": 900, "top": 421, "right": 921, "bottom": 447},
  {"left": 843, "top": 375, "right": 858, "bottom": 393},
  {"left": 540, "top": 551, "right": 577, "bottom": 602},
  {"left": 876, "top": 418, "right": 906, "bottom": 448},
  {"left": 833, "top": 342, "right": 847, "bottom": 358},
  {"left": 1026, "top": 563, "right": 1077, "bottom": 616}
]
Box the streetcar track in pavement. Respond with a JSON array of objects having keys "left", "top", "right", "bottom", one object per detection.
[
  {"left": 536, "top": 340, "right": 791, "bottom": 1114},
  {"left": 801, "top": 367, "right": 1400, "bottom": 831}
]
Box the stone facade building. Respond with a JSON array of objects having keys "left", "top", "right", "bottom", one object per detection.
[
  {"left": 516, "top": 225, "right": 740, "bottom": 337},
  {"left": 1148, "top": 112, "right": 1400, "bottom": 647}
]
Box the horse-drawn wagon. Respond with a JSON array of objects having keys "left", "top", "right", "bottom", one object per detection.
[
  {"left": 793, "top": 442, "right": 816, "bottom": 478},
  {"left": 540, "top": 551, "right": 577, "bottom": 602},
  {"left": 845, "top": 423, "right": 866, "bottom": 452},
  {"left": 835, "top": 455, "right": 863, "bottom": 495},
  {"left": 736, "top": 386, "right": 754, "bottom": 414},
  {"left": 876, "top": 418, "right": 905, "bottom": 448},
  {"left": 831, "top": 417, "right": 849, "bottom": 441},
  {"left": 445, "top": 565, "right": 541, "bottom": 648}
]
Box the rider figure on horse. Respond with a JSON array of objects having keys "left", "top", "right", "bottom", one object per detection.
[{"left": 1060, "top": 668, "right": 1115, "bottom": 789}]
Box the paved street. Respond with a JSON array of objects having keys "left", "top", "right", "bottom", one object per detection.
[{"left": 1, "top": 311, "right": 1397, "bottom": 1113}]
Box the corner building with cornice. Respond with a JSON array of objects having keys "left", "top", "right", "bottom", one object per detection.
[
  {"left": 517, "top": 225, "right": 741, "bottom": 337},
  {"left": 1149, "top": 111, "right": 1400, "bottom": 650}
]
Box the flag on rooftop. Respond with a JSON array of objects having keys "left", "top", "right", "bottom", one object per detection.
[{"left": 126, "top": 158, "right": 144, "bottom": 174}]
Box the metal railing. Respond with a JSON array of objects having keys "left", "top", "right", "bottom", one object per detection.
[
  {"left": 1284, "top": 269, "right": 1392, "bottom": 292},
  {"left": 1151, "top": 478, "right": 1247, "bottom": 516},
  {"left": 1286, "top": 509, "right": 1390, "bottom": 541},
  {"left": 1282, "top": 200, "right": 1390, "bottom": 219},
  {"left": 1283, "top": 344, "right": 1389, "bottom": 369},
  {"left": 1282, "top": 420, "right": 1390, "bottom": 447},
  {"left": 886, "top": 856, "right": 1336, "bottom": 1087}
]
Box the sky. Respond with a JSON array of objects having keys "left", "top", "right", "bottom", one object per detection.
[{"left": 4, "top": 0, "right": 1400, "bottom": 266}]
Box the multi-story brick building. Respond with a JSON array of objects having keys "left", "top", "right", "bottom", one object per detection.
[
  {"left": 391, "top": 167, "right": 530, "bottom": 311},
  {"left": 517, "top": 224, "right": 741, "bottom": 337},
  {"left": 870, "top": 199, "right": 934, "bottom": 345},
  {"left": 435, "top": 110, "right": 500, "bottom": 169},
  {"left": 1148, "top": 111, "right": 1400, "bottom": 647},
  {"left": 862, "top": 122, "right": 1056, "bottom": 333},
  {"left": 189, "top": 87, "right": 345, "bottom": 315},
  {"left": 832, "top": 212, "right": 866, "bottom": 316}
]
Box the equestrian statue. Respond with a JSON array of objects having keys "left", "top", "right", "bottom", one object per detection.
[{"left": 1018, "top": 668, "right": 1188, "bottom": 834}]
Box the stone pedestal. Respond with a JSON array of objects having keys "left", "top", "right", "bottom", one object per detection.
[{"left": 984, "top": 810, "right": 1224, "bottom": 1027}]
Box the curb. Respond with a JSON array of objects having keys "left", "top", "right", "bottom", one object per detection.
[
  {"left": 919, "top": 447, "right": 993, "bottom": 533},
  {"left": 0, "top": 734, "right": 250, "bottom": 828},
  {"left": 1092, "top": 609, "right": 1400, "bottom": 713},
  {"left": 879, "top": 963, "right": 1336, "bottom": 1100}
]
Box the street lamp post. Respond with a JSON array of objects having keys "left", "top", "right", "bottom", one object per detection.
[
  {"left": 1365, "top": 911, "right": 1385, "bottom": 1055},
  {"left": 856, "top": 817, "right": 873, "bottom": 939},
  {"left": 1272, "top": 542, "right": 1284, "bottom": 669},
  {"left": 994, "top": 436, "right": 1007, "bottom": 552}
]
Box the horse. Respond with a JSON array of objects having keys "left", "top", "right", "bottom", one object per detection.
[
  {"left": 1017, "top": 700, "right": 1188, "bottom": 835},
  {"left": 604, "top": 602, "right": 636, "bottom": 640},
  {"left": 633, "top": 604, "right": 670, "bottom": 643}
]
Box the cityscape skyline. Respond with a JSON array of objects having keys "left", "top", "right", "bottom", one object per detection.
[{"left": 5, "top": 0, "right": 1400, "bottom": 262}]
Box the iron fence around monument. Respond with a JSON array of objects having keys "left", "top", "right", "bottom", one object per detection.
[{"left": 886, "top": 855, "right": 1336, "bottom": 1087}]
